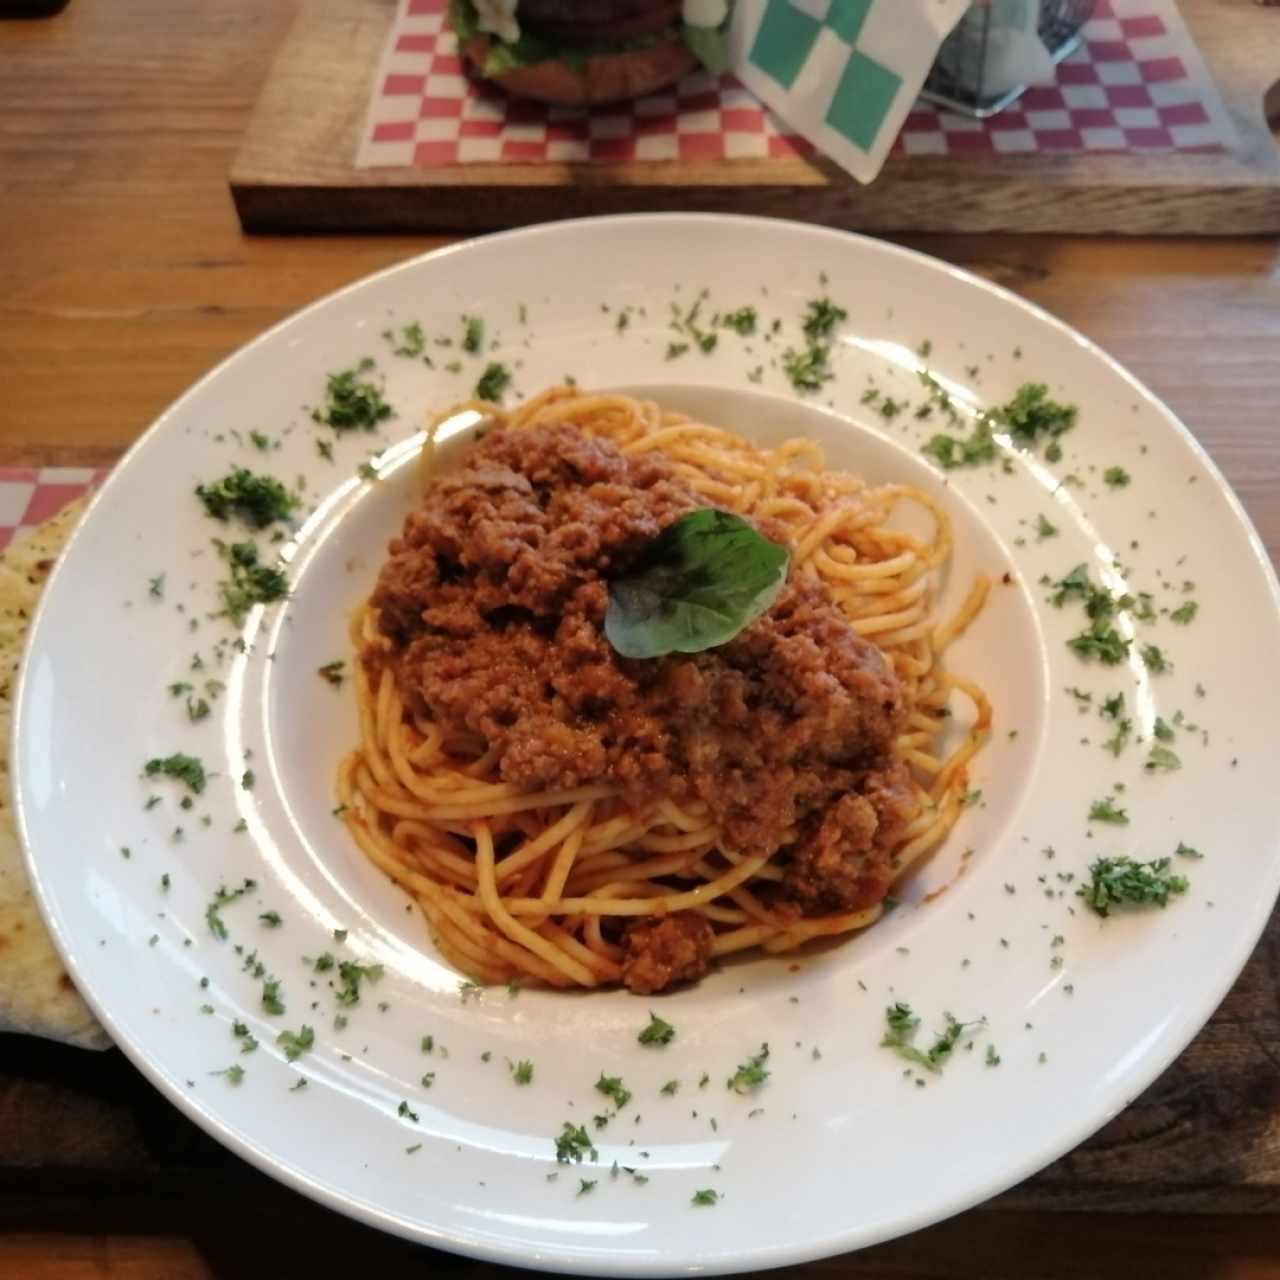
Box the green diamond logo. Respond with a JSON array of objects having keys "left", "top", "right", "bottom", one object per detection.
[
  {"left": 824, "top": 47, "right": 903, "bottom": 153},
  {"left": 749, "top": 0, "right": 822, "bottom": 90}
]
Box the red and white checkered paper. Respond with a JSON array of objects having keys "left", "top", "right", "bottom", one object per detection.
[
  {"left": 357, "top": 0, "right": 1237, "bottom": 168},
  {"left": 0, "top": 469, "right": 102, "bottom": 555}
]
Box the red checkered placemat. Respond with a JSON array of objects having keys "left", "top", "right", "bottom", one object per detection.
[
  {"left": 356, "top": 0, "right": 1236, "bottom": 168},
  {"left": 0, "top": 469, "right": 104, "bottom": 554}
]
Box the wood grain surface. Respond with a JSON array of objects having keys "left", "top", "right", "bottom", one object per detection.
[
  {"left": 228, "top": 0, "right": 1280, "bottom": 235},
  {"left": 3, "top": 1, "right": 1280, "bottom": 1276}
]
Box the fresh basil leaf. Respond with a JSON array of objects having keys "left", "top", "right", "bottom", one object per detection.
[
  {"left": 605, "top": 510, "right": 788, "bottom": 660},
  {"left": 683, "top": 23, "right": 731, "bottom": 75}
]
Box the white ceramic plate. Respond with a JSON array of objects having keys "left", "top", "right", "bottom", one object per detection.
[{"left": 15, "top": 215, "right": 1280, "bottom": 1275}]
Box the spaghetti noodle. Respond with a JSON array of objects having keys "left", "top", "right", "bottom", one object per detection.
[{"left": 337, "top": 387, "right": 991, "bottom": 991}]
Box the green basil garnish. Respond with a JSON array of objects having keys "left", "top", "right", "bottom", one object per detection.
[{"left": 604, "top": 510, "right": 788, "bottom": 660}]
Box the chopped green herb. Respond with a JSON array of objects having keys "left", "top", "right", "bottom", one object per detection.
[
  {"left": 215, "top": 540, "right": 288, "bottom": 625},
  {"left": 383, "top": 322, "right": 426, "bottom": 358},
  {"left": 1068, "top": 621, "right": 1130, "bottom": 665},
  {"left": 596, "top": 1074, "right": 632, "bottom": 1109},
  {"left": 512, "top": 1060, "right": 534, "bottom": 1085},
  {"left": 196, "top": 469, "right": 299, "bottom": 528},
  {"left": 801, "top": 298, "right": 846, "bottom": 344},
  {"left": 1175, "top": 841, "right": 1203, "bottom": 859},
  {"left": 993, "top": 383, "right": 1077, "bottom": 452},
  {"left": 1145, "top": 744, "right": 1182, "bottom": 772},
  {"left": 638, "top": 1012, "right": 675, "bottom": 1046},
  {"left": 1051, "top": 563, "right": 1097, "bottom": 609},
  {"left": 475, "top": 361, "right": 512, "bottom": 403},
  {"left": 1153, "top": 717, "right": 1174, "bottom": 742},
  {"left": 781, "top": 344, "right": 832, "bottom": 392},
  {"left": 880, "top": 1004, "right": 983, "bottom": 1073},
  {"left": 659, "top": 1079, "right": 679, "bottom": 1096},
  {"left": 397, "top": 1100, "right": 419, "bottom": 1122},
  {"left": 312, "top": 359, "right": 394, "bottom": 432},
  {"left": 241, "top": 769, "right": 255, "bottom": 790},
  {"left": 1089, "top": 797, "right": 1129, "bottom": 825},
  {"left": 727, "top": 1043, "right": 770, "bottom": 1094},
  {"left": 461, "top": 315, "right": 484, "bottom": 354},
  {"left": 1141, "top": 644, "right": 1170, "bottom": 673},
  {"left": 333, "top": 928, "right": 348, "bottom": 943},
  {"left": 666, "top": 341, "right": 690, "bottom": 361},
  {"left": 213, "top": 1064, "right": 246, "bottom": 1085},
  {"left": 1103, "top": 466, "right": 1130, "bottom": 488},
  {"left": 721, "top": 306, "right": 757, "bottom": 336},
  {"left": 316, "top": 439, "right": 334, "bottom": 462},
  {"left": 554, "top": 1122, "right": 597, "bottom": 1165},
  {"left": 577, "top": 1179, "right": 597, "bottom": 1196},
  {"left": 258, "top": 911, "right": 282, "bottom": 928},
  {"left": 1035, "top": 514, "right": 1058, "bottom": 540},
  {"left": 148, "top": 573, "right": 165, "bottom": 599},
  {"left": 921, "top": 419, "right": 997, "bottom": 470},
  {"left": 1102, "top": 719, "right": 1132, "bottom": 757},
  {"left": 335, "top": 960, "right": 384, "bottom": 1006},
  {"left": 691, "top": 1188, "right": 719, "bottom": 1206},
  {"left": 1078, "top": 856, "right": 1189, "bottom": 917},
  {"left": 144, "top": 753, "right": 207, "bottom": 794},
  {"left": 277, "top": 1024, "right": 315, "bottom": 1061},
  {"left": 205, "top": 878, "right": 256, "bottom": 940},
  {"left": 985, "top": 1045, "right": 1001, "bottom": 1067},
  {"left": 1170, "top": 601, "right": 1198, "bottom": 625}
]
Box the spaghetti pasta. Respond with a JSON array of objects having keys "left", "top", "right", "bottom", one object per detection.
[{"left": 337, "top": 387, "right": 991, "bottom": 991}]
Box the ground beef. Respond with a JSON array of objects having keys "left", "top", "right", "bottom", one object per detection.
[
  {"left": 780, "top": 763, "right": 918, "bottom": 913},
  {"left": 370, "top": 424, "right": 910, "bottom": 984},
  {"left": 621, "top": 913, "right": 715, "bottom": 995}
]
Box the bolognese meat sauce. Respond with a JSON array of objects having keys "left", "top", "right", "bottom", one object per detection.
[{"left": 371, "top": 424, "right": 909, "bottom": 991}]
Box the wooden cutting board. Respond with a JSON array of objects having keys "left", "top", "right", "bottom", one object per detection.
[{"left": 229, "top": 0, "right": 1280, "bottom": 235}]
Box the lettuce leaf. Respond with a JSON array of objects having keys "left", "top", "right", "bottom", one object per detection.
[{"left": 683, "top": 22, "right": 731, "bottom": 75}]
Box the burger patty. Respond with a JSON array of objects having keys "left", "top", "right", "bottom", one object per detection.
[
  {"left": 518, "top": 0, "right": 670, "bottom": 23},
  {"left": 518, "top": 0, "right": 682, "bottom": 45}
]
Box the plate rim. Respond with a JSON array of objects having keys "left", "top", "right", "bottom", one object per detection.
[{"left": 14, "top": 212, "right": 1280, "bottom": 1276}]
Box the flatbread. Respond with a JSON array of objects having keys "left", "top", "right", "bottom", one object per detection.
[{"left": 0, "top": 496, "right": 111, "bottom": 1049}]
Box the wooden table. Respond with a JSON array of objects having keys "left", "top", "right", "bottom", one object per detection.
[{"left": 3, "top": 2, "right": 1280, "bottom": 1277}]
